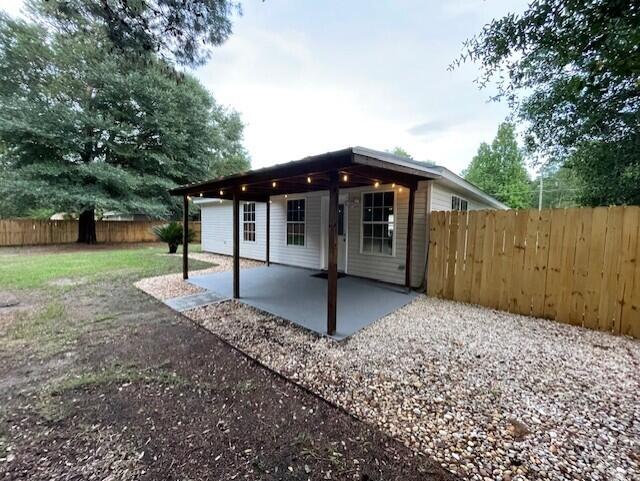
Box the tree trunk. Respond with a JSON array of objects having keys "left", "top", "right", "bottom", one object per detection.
[{"left": 78, "top": 209, "right": 97, "bottom": 244}]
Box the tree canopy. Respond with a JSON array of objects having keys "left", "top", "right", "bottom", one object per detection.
[
  {"left": 463, "top": 123, "right": 532, "bottom": 208},
  {"left": 387, "top": 147, "right": 413, "bottom": 159},
  {"left": 458, "top": 0, "right": 640, "bottom": 206},
  {"left": 33, "top": 0, "right": 240, "bottom": 67},
  {"left": 0, "top": 7, "right": 249, "bottom": 236}
]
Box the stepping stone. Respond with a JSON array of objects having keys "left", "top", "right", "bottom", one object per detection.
[{"left": 164, "top": 290, "right": 228, "bottom": 312}]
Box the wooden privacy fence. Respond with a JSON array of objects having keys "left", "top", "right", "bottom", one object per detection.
[
  {"left": 0, "top": 219, "right": 201, "bottom": 247},
  {"left": 427, "top": 206, "right": 640, "bottom": 339}
]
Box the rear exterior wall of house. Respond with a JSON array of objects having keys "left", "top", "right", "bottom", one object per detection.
[{"left": 198, "top": 180, "right": 496, "bottom": 288}]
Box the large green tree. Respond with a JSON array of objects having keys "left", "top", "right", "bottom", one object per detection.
[
  {"left": 0, "top": 10, "right": 249, "bottom": 241},
  {"left": 458, "top": 0, "right": 640, "bottom": 206},
  {"left": 463, "top": 123, "right": 532, "bottom": 208},
  {"left": 37, "top": 0, "right": 240, "bottom": 67}
]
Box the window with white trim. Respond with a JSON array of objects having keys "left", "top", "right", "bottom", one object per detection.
[
  {"left": 286, "top": 199, "right": 305, "bottom": 246},
  {"left": 243, "top": 202, "right": 256, "bottom": 242},
  {"left": 451, "top": 195, "right": 468, "bottom": 211},
  {"left": 362, "top": 191, "right": 394, "bottom": 255}
]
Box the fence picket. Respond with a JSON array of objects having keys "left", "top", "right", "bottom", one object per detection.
[
  {"left": 543, "top": 209, "right": 566, "bottom": 319},
  {"left": 617, "top": 207, "right": 640, "bottom": 335},
  {"left": 426, "top": 206, "right": 640, "bottom": 339}
]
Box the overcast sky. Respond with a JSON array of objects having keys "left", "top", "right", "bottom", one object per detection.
[{"left": 1, "top": 0, "right": 530, "bottom": 174}]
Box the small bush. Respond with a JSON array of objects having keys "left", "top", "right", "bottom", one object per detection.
[{"left": 152, "top": 222, "right": 194, "bottom": 253}]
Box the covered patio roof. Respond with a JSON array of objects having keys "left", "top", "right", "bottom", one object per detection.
[
  {"left": 170, "top": 147, "right": 439, "bottom": 337},
  {"left": 170, "top": 146, "right": 440, "bottom": 201}
]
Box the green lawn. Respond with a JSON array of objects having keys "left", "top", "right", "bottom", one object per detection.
[{"left": 0, "top": 244, "right": 211, "bottom": 289}]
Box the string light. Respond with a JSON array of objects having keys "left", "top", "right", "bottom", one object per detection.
[
  {"left": 272, "top": 181, "right": 277, "bottom": 188},
  {"left": 399, "top": 187, "right": 404, "bottom": 193},
  {"left": 342, "top": 174, "right": 348, "bottom": 182},
  {"left": 219, "top": 190, "right": 224, "bottom": 196},
  {"left": 284, "top": 194, "right": 288, "bottom": 198},
  {"left": 241, "top": 185, "right": 246, "bottom": 192},
  {"left": 307, "top": 176, "right": 312, "bottom": 184},
  {"left": 392, "top": 183, "right": 396, "bottom": 188},
  {"left": 199, "top": 193, "right": 203, "bottom": 197},
  {"left": 374, "top": 181, "right": 380, "bottom": 188}
]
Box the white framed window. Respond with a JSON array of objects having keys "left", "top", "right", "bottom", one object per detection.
[
  {"left": 452, "top": 195, "right": 468, "bottom": 212},
  {"left": 361, "top": 191, "right": 395, "bottom": 256},
  {"left": 243, "top": 202, "right": 256, "bottom": 242},
  {"left": 286, "top": 198, "right": 305, "bottom": 246}
]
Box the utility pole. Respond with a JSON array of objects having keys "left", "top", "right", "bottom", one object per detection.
[{"left": 538, "top": 172, "right": 544, "bottom": 211}]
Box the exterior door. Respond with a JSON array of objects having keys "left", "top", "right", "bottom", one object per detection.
[
  {"left": 337, "top": 204, "right": 346, "bottom": 272},
  {"left": 321, "top": 197, "right": 347, "bottom": 272}
]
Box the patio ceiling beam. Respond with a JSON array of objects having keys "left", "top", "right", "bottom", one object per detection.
[
  {"left": 170, "top": 149, "right": 353, "bottom": 196},
  {"left": 200, "top": 192, "right": 270, "bottom": 203},
  {"left": 343, "top": 165, "right": 426, "bottom": 188}
]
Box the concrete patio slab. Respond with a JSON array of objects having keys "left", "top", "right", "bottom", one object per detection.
[{"left": 189, "top": 265, "right": 417, "bottom": 340}]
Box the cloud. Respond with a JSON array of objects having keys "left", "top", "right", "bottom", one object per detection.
[{"left": 407, "top": 119, "right": 455, "bottom": 138}]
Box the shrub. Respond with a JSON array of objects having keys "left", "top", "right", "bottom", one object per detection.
[{"left": 152, "top": 222, "right": 195, "bottom": 254}]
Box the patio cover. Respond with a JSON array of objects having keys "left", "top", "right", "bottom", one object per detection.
[{"left": 170, "top": 147, "right": 438, "bottom": 336}]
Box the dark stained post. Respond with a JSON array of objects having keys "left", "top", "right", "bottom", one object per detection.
[
  {"left": 183, "top": 194, "right": 189, "bottom": 280},
  {"left": 405, "top": 183, "right": 416, "bottom": 290},
  {"left": 233, "top": 192, "right": 240, "bottom": 298},
  {"left": 327, "top": 171, "right": 339, "bottom": 335},
  {"left": 266, "top": 199, "right": 270, "bottom": 266}
]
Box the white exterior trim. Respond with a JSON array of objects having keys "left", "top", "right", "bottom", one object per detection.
[
  {"left": 284, "top": 195, "right": 307, "bottom": 248},
  {"left": 358, "top": 189, "right": 398, "bottom": 258},
  {"left": 199, "top": 178, "right": 500, "bottom": 287}
]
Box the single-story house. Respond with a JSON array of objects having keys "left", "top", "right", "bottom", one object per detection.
[{"left": 171, "top": 146, "right": 506, "bottom": 336}]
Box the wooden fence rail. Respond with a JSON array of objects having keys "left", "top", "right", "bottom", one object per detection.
[
  {"left": 0, "top": 219, "right": 201, "bottom": 247},
  {"left": 427, "top": 206, "right": 640, "bottom": 339}
]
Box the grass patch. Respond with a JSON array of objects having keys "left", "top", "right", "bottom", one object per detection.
[
  {"left": 5, "top": 301, "right": 70, "bottom": 351},
  {"left": 4, "top": 302, "right": 123, "bottom": 356},
  {"left": 0, "top": 244, "right": 212, "bottom": 289},
  {"left": 38, "top": 364, "right": 190, "bottom": 421},
  {"left": 49, "top": 364, "right": 188, "bottom": 395}
]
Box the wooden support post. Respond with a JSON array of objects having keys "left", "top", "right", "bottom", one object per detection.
[
  {"left": 405, "top": 184, "right": 416, "bottom": 290},
  {"left": 327, "top": 171, "right": 339, "bottom": 335},
  {"left": 182, "top": 195, "right": 189, "bottom": 280},
  {"left": 266, "top": 199, "right": 270, "bottom": 266},
  {"left": 233, "top": 192, "right": 240, "bottom": 299}
]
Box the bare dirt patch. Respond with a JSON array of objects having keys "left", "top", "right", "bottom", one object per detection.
[{"left": 1, "top": 272, "right": 453, "bottom": 480}]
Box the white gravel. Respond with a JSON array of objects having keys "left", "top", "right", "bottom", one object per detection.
[
  {"left": 134, "top": 253, "right": 262, "bottom": 300},
  {"left": 185, "top": 297, "right": 640, "bottom": 481}
]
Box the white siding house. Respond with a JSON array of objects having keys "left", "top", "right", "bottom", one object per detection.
[{"left": 197, "top": 151, "right": 505, "bottom": 288}]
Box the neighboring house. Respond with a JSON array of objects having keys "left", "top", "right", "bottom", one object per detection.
[
  {"left": 101, "top": 212, "right": 153, "bottom": 221},
  {"left": 49, "top": 212, "right": 153, "bottom": 221},
  {"left": 194, "top": 146, "right": 506, "bottom": 288}
]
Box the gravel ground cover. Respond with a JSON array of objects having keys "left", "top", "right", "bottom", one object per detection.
[
  {"left": 134, "top": 252, "right": 262, "bottom": 300},
  {"left": 181, "top": 297, "right": 640, "bottom": 481}
]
